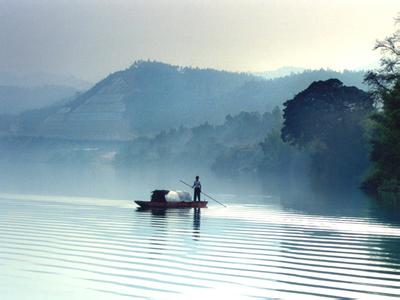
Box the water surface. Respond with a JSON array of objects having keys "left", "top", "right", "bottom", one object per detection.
[{"left": 1, "top": 191, "right": 400, "bottom": 299}]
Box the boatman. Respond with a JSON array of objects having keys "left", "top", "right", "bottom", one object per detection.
[{"left": 192, "top": 176, "right": 201, "bottom": 202}]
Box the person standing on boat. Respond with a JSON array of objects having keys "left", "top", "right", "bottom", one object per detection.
[{"left": 192, "top": 176, "right": 201, "bottom": 202}]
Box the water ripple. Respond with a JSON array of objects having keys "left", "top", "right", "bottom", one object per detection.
[{"left": 1, "top": 196, "right": 400, "bottom": 299}]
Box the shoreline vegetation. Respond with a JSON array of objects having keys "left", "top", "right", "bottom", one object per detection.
[{"left": 360, "top": 19, "right": 400, "bottom": 200}]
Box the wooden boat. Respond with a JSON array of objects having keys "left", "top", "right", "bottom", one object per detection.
[{"left": 134, "top": 200, "right": 207, "bottom": 209}]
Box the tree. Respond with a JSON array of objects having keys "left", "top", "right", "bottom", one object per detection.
[
  {"left": 362, "top": 17, "right": 400, "bottom": 193},
  {"left": 259, "top": 129, "right": 301, "bottom": 175},
  {"left": 364, "top": 15, "right": 400, "bottom": 96},
  {"left": 281, "top": 79, "right": 374, "bottom": 185},
  {"left": 282, "top": 79, "right": 373, "bottom": 147}
]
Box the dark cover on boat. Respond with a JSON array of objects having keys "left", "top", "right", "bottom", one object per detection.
[{"left": 151, "top": 190, "right": 170, "bottom": 202}]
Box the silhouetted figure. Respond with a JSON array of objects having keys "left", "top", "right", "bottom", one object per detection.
[{"left": 192, "top": 176, "right": 201, "bottom": 202}]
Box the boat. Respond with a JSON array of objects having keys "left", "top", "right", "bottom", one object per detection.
[
  {"left": 135, "top": 189, "right": 208, "bottom": 209},
  {"left": 134, "top": 200, "right": 208, "bottom": 209}
]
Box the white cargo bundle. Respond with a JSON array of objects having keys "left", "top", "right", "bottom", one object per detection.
[{"left": 165, "top": 190, "right": 192, "bottom": 202}]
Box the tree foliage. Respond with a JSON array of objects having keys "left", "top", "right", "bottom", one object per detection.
[
  {"left": 363, "top": 18, "right": 400, "bottom": 193},
  {"left": 259, "top": 129, "right": 304, "bottom": 175},
  {"left": 282, "top": 79, "right": 373, "bottom": 147},
  {"left": 281, "top": 79, "right": 374, "bottom": 185},
  {"left": 365, "top": 15, "right": 400, "bottom": 97},
  {"left": 116, "top": 109, "right": 282, "bottom": 170}
]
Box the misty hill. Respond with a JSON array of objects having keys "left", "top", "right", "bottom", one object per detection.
[
  {"left": 0, "top": 71, "right": 91, "bottom": 90},
  {"left": 255, "top": 66, "right": 306, "bottom": 79},
  {"left": 15, "top": 61, "right": 366, "bottom": 141},
  {"left": 0, "top": 85, "right": 78, "bottom": 115},
  {"left": 112, "top": 109, "right": 281, "bottom": 168}
]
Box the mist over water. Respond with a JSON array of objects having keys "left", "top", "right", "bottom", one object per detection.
[
  {"left": 0, "top": 161, "right": 265, "bottom": 200},
  {"left": 1, "top": 162, "right": 400, "bottom": 299}
]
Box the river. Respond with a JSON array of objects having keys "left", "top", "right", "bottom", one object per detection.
[{"left": 0, "top": 163, "right": 399, "bottom": 299}]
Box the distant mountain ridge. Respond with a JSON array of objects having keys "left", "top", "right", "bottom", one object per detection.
[
  {"left": 0, "top": 71, "right": 92, "bottom": 90},
  {"left": 0, "top": 85, "right": 78, "bottom": 115},
  {"left": 12, "top": 61, "right": 367, "bottom": 141},
  {"left": 0, "top": 71, "right": 90, "bottom": 115},
  {"left": 255, "top": 66, "right": 307, "bottom": 79}
]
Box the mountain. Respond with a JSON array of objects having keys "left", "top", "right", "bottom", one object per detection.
[
  {"left": 0, "top": 71, "right": 89, "bottom": 115},
  {"left": 0, "top": 71, "right": 92, "bottom": 90},
  {"left": 255, "top": 66, "right": 306, "bottom": 79},
  {"left": 0, "top": 85, "right": 78, "bottom": 115},
  {"left": 14, "top": 61, "right": 367, "bottom": 141}
]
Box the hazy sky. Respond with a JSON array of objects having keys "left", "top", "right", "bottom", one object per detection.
[{"left": 0, "top": 0, "right": 399, "bottom": 82}]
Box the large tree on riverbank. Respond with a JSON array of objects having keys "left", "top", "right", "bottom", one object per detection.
[{"left": 281, "top": 79, "right": 374, "bottom": 185}]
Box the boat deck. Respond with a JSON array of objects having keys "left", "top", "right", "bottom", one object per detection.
[{"left": 134, "top": 200, "right": 207, "bottom": 209}]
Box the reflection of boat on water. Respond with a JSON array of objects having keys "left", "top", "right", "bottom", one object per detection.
[
  {"left": 134, "top": 190, "right": 207, "bottom": 209},
  {"left": 135, "top": 200, "right": 207, "bottom": 209},
  {"left": 136, "top": 207, "right": 168, "bottom": 216}
]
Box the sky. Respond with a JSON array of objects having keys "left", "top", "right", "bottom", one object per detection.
[{"left": 0, "top": 0, "right": 399, "bottom": 82}]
